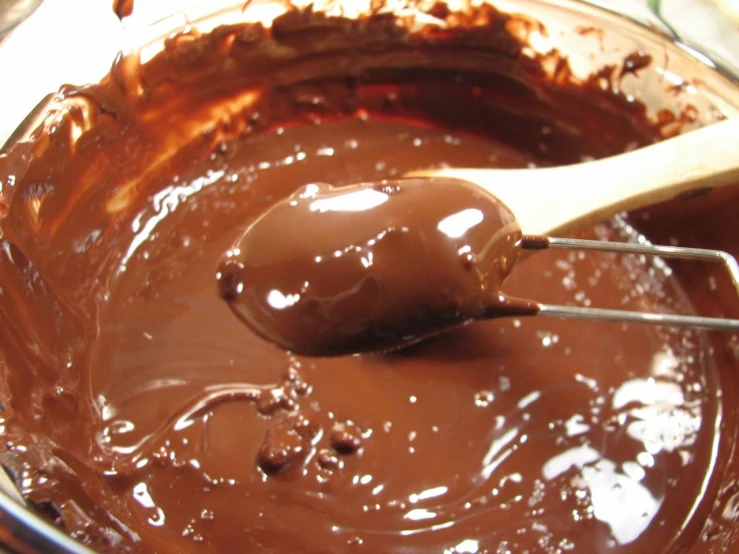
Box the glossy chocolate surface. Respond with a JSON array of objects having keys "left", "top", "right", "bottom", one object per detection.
[
  {"left": 217, "top": 178, "right": 528, "bottom": 356},
  {"left": 0, "top": 3, "right": 738, "bottom": 553}
]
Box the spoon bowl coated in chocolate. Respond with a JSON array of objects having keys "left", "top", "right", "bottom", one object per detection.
[{"left": 216, "top": 178, "right": 530, "bottom": 356}]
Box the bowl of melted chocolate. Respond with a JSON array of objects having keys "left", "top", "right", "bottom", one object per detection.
[{"left": 1, "top": 0, "right": 739, "bottom": 552}]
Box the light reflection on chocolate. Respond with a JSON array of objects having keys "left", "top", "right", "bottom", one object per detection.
[{"left": 0, "top": 1, "right": 736, "bottom": 553}]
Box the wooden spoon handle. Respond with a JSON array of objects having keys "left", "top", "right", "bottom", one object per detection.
[{"left": 418, "top": 117, "right": 739, "bottom": 236}]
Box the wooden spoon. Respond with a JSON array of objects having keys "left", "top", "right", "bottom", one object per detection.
[{"left": 409, "top": 117, "right": 739, "bottom": 236}]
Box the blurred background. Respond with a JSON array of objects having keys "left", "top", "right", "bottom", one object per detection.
[{"left": 0, "top": 0, "right": 736, "bottom": 152}]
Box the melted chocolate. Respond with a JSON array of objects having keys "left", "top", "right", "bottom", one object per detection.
[
  {"left": 217, "top": 178, "right": 527, "bottom": 356},
  {"left": 0, "top": 2, "right": 737, "bottom": 553},
  {"left": 622, "top": 51, "right": 652, "bottom": 77}
]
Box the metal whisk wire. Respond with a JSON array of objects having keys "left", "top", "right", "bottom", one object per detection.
[{"left": 522, "top": 236, "right": 739, "bottom": 332}]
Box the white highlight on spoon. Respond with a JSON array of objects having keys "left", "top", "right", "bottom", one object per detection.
[
  {"left": 266, "top": 290, "right": 301, "bottom": 310},
  {"left": 436, "top": 208, "right": 483, "bottom": 238},
  {"left": 310, "top": 188, "right": 388, "bottom": 213}
]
